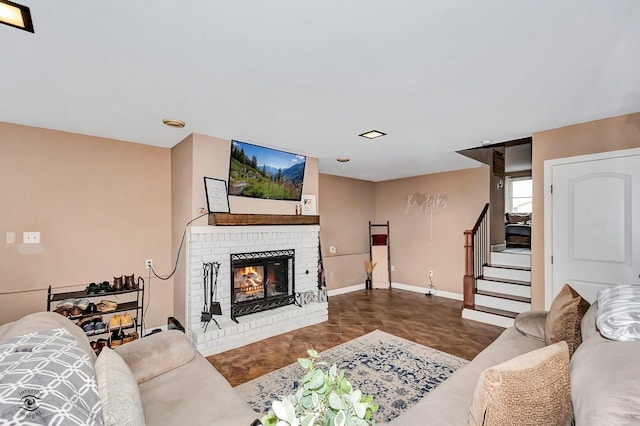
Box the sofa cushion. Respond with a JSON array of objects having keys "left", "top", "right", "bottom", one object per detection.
[
  {"left": 114, "top": 330, "right": 197, "bottom": 384},
  {"left": 514, "top": 311, "right": 547, "bottom": 342},
  {"left": 545, "top": 283, "right": 590, "bottom": 356},
  {"left": 0, "top": 328, "right": 103, "bottom": 425},
  {"left": 137, "top": 353, "right": 260, "bottom": 426},
  {"left": 1, "top": 311, "right": 96, "bottom": 361},
  {"left": 469, "top": 341, "right": 571, "bottom": 426},
  {"left": 385, "top": 328, "right": 545, "bottom": 426},
  {"left": 95, "top": 347, "right": 145, "bottom": 426},
  {"left": 571, "top": 303, "right": 640, "bottom": 425}
]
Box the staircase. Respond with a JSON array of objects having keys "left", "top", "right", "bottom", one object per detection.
[{"left": 462, "top": 249, "right": 531, "bottom": 328}]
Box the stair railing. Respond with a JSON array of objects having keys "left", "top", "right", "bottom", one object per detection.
[{"left": 463, "top": 203, "right": 490, "bottom": 308}]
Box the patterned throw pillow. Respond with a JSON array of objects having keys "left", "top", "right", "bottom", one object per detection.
[
  {"left": 545, "top": 283, "right": 590, "bottom": 356},
  {"left": 468, "top": 341, "right": 572, "bottom": 426},
  {"left": 0, "top": 328, "right": 103, "bottom": 425}
]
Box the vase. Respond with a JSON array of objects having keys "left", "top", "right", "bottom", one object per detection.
[{"left": 365, "top": 277, "right": 372, "bottom": 290}]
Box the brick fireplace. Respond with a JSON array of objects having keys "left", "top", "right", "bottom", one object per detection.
[{"left": 185, "top": 223, "right": 328, "bottom": 356}]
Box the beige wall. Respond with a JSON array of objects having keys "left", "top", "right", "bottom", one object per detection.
[
  {"left": 375, "top": 166, "right": 490, "bottom": 294},
  {"left": 0, "top": 122, "right": 173, "bottom": 328},
  {"left": 319, "top": 174, "right": 375, "bottom": 290},
  {"left": 170, "top": 134, "right": 194, "bottom": 325},
  {"left": 531, "top": 112, "right": 640, "bottom": 309}
]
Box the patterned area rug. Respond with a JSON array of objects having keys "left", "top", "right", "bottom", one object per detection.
[{"left": 235, "top": 329, "right": 467, "bottom": 423}]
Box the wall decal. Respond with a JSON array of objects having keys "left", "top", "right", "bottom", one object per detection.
[{"left": 405, "top": 192, "right": 448, "bottom": 214}]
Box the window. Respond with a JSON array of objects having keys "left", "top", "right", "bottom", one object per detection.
[{"left": 506, "top": 177, "right": 532, "bottom": 213}]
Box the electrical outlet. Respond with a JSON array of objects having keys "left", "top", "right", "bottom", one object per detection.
[
  {"left": 428, "top": 270, "right": 433, "bottom": 277},
  {"left": 23, "top": 232, "right": 40, "bottom": 244},
  {"left": 145, "top": 259, "right": 153, "bottom": 269},
  {"left": 329, "top": 246, "right": 336, "bottom": 254}
]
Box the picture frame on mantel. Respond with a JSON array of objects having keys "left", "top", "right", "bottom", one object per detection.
[
  {"left": 301, "top": 194, "right": 316, "bottom": 215},
  {"left": 204, "top": 177, "right": 230, "bottom": 213}
]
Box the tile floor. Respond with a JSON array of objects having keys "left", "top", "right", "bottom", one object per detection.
[{"left": 207, "top": 288, "right": 504, "bottom": 387}]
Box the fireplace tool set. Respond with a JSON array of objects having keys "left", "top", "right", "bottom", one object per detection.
[{"left": 201, "top": 262, "right": 222, "bottom": 332}]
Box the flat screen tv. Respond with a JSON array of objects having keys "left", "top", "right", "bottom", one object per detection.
[{"left": 228, "top": 140, "right": 306, "bottom": 201}]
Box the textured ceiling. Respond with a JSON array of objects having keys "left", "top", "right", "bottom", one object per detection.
[{"left": 2, "top": 1, "right": 639, "bottom": 181}]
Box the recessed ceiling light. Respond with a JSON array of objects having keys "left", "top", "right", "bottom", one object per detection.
[
  {"left": 481, "top": 139, "right": 493, "bottom": 145},
  {"left": 162, "top": 118, "right": 186, "bottom": 128},
  {"left": 336, "top": 157, "right": 350, "bottom": 163},
  {"left": 359, "top": 130, "right": 386, "bottom": 139},
  {"left": 0, "top": 0, "right": 34, "bottom": 33}
]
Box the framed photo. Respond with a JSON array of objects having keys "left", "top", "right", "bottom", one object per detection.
[
  {"left": 301, "top": 195, "right": 316, "bottom": 215},
  {"left": 204, "top": 177, "right": 230, "bottom": 213}
]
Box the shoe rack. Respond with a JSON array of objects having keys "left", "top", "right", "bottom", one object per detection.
[{"left": 47, "top": 283, "right": 144, "bottom": 354}]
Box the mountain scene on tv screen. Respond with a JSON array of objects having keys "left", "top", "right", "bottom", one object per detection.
[{"left": 228, "top": 141, "right": 305, "bottom": 201}]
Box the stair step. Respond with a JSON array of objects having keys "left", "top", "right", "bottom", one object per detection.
[
  {"left": 475, "top": 305, "right": 519, "bottom": 319},
  {"left": 478, "top": 276, "right": 531, "bottom": 286},
  {"left": 490, "top": 251, "right": 531, "bottom": 268},
  {"left": 482, "top": 265, "right": 531, "bottom": 282},
  {"left": 475, "top": 294, "right": 531, "bottom": 313},
  {"left": 477, "top": 279, "right": 531, "bottom": 298},
  {"left": 462, "top": 308, "right": 515, "bottom": 328},
  {"left": 487, "top": 264, "right": 531, "bottom": 271},
  {"left": 476, "top": 290, "right": 531, "bottom": 303}
]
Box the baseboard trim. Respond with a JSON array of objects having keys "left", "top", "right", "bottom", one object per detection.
[
  {"left": 327, "top": 282, "right": 463, "bottom": 301},
  {"left": 327, "top": 283, "right": 366, "bottom": 297},
  {"left": 391, "top": 282, "right": 463, "bottom": 301}
]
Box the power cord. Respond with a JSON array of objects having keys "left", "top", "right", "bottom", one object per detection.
[
  {"left": 425, "top": 275, "right": 437, "bottom": 296},
  {"left": 148, "top": 213, "right": 208, "bottom": 280},
  {"left": 143, "top": 212, "right": 207, "bottom": 332}
]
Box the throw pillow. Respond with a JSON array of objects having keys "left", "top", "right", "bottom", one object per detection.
[
  {"left": 0, "top": 328, "right": 103, "bottom": 425},
  {"left": 545, "top": 283, "right": 590, "bottom": 356},
  {"left": 468, "top": 341, "right": 572, "bottom": 426},
  {"left": 95, "top": 347, "right": 145, "bottom": 426}
]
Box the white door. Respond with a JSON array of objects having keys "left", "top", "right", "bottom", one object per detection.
[{"left": 548, "top": 151, "right": 640, "bottom": 306}]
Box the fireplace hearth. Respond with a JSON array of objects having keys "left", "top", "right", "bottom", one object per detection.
[{"left": 230, "top": 249, "right": 295, "bottom": 322}]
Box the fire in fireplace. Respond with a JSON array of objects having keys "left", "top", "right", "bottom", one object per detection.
[{"left": 230, "top": 249, "right": 295, "bottom": 322}]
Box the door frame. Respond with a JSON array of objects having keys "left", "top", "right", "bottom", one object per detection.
[{"left": 544, "top": 147, "right": 640, "bottom": 309}]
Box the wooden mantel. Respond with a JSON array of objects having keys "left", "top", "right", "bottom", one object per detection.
[{"left": 208, "top": 213, "right": 320, "bottom": 226}]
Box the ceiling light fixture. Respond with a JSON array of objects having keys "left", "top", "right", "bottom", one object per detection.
[
  {"left": 162, "top": 118, "right": 186, "bottom": 128},
  {"left": 336, "top": 157, "right": 350, "bottom": 163},
  {"left": 481, "top": 139, "right": 493, "bottom": 145},
  {"left": 0, "top": 0, "right": 34, "bottom": 33},
  {"left": 359, "top": 130, "right": 386, "bottom": 139}
]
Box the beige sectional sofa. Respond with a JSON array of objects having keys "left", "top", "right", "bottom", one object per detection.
[
  {"left": 0, "top": 312, "right": 259, "bottom": 425},
  {"left": 386, "top": 304, "right": 640, "bottom": 425}
]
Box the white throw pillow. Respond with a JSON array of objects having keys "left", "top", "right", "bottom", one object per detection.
[{"left": 95, "top": 347, "right": 145, "bottom": 426}]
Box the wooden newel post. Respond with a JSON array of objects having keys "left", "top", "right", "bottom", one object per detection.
[{"left": 463, "top": 230, "right": 475, "bottom": 309}]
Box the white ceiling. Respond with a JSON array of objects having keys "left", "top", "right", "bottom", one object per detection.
[{"left": 2, "top": 1, "right": 639, "bottom": 181}]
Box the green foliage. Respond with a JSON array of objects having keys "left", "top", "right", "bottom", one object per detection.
[
  {"left": 261, "top": 349, "right": 379, "bottom": 426},
  {"left": 229, "top": 158, "right": 302, "bottom": 200}
]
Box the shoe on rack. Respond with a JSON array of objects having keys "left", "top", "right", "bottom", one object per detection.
[
  {"left": 75, "top": 298, "right": 90, "bottom": 311},
  {"left": 85, "top": 283, "right": 99, "bottom": 295},
  {"left": 84, "top": 303, "right": 97, "bottom": 315},
  {"left": 54, "top": 307, "right": 70, "bottom": 318},
  {"left": 97, "top": 300, "right": 117, "bottom": 313},
  {"left": 120, "top": 313, "right": 134, "bottom": 329},
  {"left": 82, "top": 322, "right": 95, "bottom": 336},
  {"left": 108, "top": 315, "right": 122, "bottom": 332},
  {"left": 76, "top": 317, "right": 93, "bottom": 328},
  {"left": 94, "top": 321, "right": 107, "bottom": 334},
  {"left": 56, "top": 299, "right": 75, "bottom": 309},
  {"left": 98, "top": 282, "right": 111, "bottom": 294},
  {"left": 69, "top": 306, "right": 83, "bottom": 317},
  {"left": 123, "top": 331, "right": 139, "bottom": 344}
]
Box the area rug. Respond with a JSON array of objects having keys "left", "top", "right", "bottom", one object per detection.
[{"left": 235, "top": 329, "right": 467, "bottom": 423}]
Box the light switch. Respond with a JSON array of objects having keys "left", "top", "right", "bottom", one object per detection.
[{"left": 6, "top": 232, "right": 15, "bottom": 244}]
